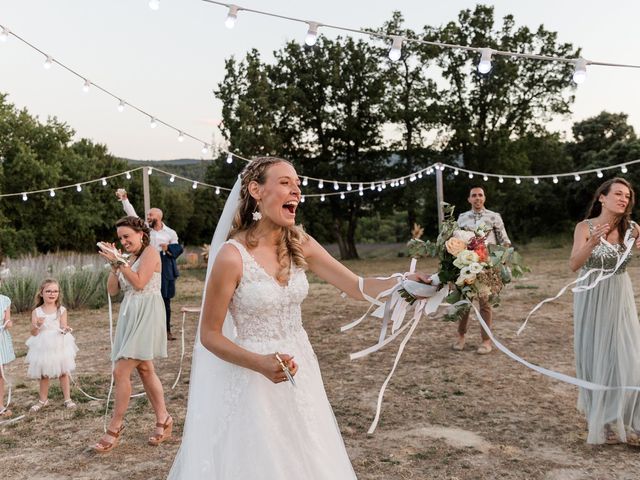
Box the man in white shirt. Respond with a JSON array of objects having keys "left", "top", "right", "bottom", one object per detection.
[
  {"left": 116, "top": 189, "right": 183, "bottom": 340},
  {"left": 454, "top": 186, "right": 511, "bottom": 355}
]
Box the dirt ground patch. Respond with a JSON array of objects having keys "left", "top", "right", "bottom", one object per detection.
[{"left": 2, "top": 243, "right": 640, "bottom": 479}]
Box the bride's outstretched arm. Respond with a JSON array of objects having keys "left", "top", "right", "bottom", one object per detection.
[
  {"left": 199, "top": 244, "right": 297, "bottom": 383},
  {"left": 303, "top": 236, "right": 429, "bottom": 301}
]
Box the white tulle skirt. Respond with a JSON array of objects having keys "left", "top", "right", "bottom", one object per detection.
[
  {"left": 169, "top": 328, "right": 357, "bottom": 479},
  {"left": 25, "top": 330, "right": 78, "bottom": 379}
]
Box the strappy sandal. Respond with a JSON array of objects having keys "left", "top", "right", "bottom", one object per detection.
[
  {"left": 605, "top": 424, "right": 621, "bottom": 445},
  {"left": 29, "top": 399, "right": 48, "bottom": 413},
  {"left": 93, "top": 425, "right": 125, "bottom": 453},
  {"left": 148, "top": 415, "right": 173, "bottom": 446},
  {"left": 625, "top": 427, "right": 640, "bottom": 447},
  {"left": 63, "top": 399, "right": 77, "bottom": 409}
]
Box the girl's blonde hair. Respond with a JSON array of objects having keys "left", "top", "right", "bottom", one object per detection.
[
  {"left": 33, "top": 278, "right": 62, "bottom": 310},
  {"left": 229, "top": 157, "right": 308, "bottom": 283}
]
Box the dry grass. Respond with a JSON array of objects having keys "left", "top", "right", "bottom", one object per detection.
[{"left": 1, "top": 243, "right": 639, "bottom": 479}]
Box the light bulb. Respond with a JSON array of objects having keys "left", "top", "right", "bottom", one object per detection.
[
  {"left": 597, "top": 170, "right": 603, "bottom": 178},
  {"left": 370, "top": 182, "right": 375, "bottom": 190},
  {"left": 333, "top": 181, "right": 339, "bottom": 190},
  {"left": 225, "top": 5, "right": 239, "bottom": 29},
  {"left": 359, "top": 190, "right": 364, "bottom": 196},
  {"left": 0, "top": 28, "right": 9, "bottom": 42},
  {"left": 125, "top": 171, "right": 131, "bottom": 180},
  {"left": 149, "top": 0, "right": 160, "bottom": 10},
  {"left": 117, "top": 100, "right": 125, "bottom": 112},
  {"left": 215, "top": 187, "right": 220, "bottom": 195},
  {"left": 483, "top": 175, "right": 489, "bottom": 181},
  {"left": 377, "top": 185, "right": 382, "bottom": 192},
  {"left": 340, "top": 192, "right": 345, "bottom": 200},
  {"left": 43, "top": 56, "right": 53, "bottom": 69},
  {"left": 150, "top": 117, "right": 157, "bottom": 128},
  {"left": 170, "top": 175, "right": 175, "bottom": 183},
  {"left": 302, "top": 177, "right": 308, "bottom": 186},
  {"left": 515, "top": 177, "right": 521, "bottom": 184},
  {"left": 498, "top": 176, "right": 504, "bottom": 183},
  {"left": 359, "top": 183, "right": 364, "bottom": 192},
  {"left": 192, "top": 181, "right": 198, "bottom": 189},
  {"left": 382, "top": 182, "right": 387, "bottom": 189},
  {"left": 533, "top": 177, "right": 539, "bottom": 184},
  {"left": 572, "top": 57, "right": 587, "bottom": 85},
  {"left": 574, "top": 174, "right": 581, "bottom": 181},
  {"left": 301, "top": 196, "right": 306, "bottom": 203},
  {"left": 226, "top": 153, "right": 233, "bottom": 164},
  {"left": 388, "top": 35, "right": 403, "bottom": 62},
  {"left": 553, "top": 176, "right": 558, "bottom": 184},
  {"left": 82, "top": 79, "right": 91, "bottom": 92},
  {"left": 346, "top": 182, "right": 352, "bottom": 191},
  {"left": 76, "top": 184, "right": 82, "bottom": 192},
  {"left": 621, "top": 165, "right": 628, "bottom": 173},
  {"left": 22, "top": 193, "right": 27, "bottom": 201},
  {"left": 305, "top": 22, "right": 319, "bottom": 46},
  {"left": 468, "top": 173, "right": 474, "bottom": 179},
  {"left": 399, "top": 178, "right": 405, "bottom": 185},
  {"left": 201, "top": 144, "right": 209, "bottom": 155},
  {"left": 320, "top": 194, "right": 325, "bottom": 202},
  {"left": 318, "top": 180, "right": 324, "bottom": 189},
  {"left": 417, "top": 172, "right": 423, "bottom": 179},
  {"left": 177, "top": 132, "right": 184, "bottom": 142},
  {"left": 410, "top": 175, "right": 416, "bottom": 182},
  {"left": 101, "top": 178, "right": 107, "bottom": 186},
  {"left": 478, "top": 48, "right": 493, "bottom": 74},
  {"left": 148, "top": 167, "right": 153, "bottom": 175},
  {"left": 49, "top": 189, "right": 56, "bottom": 197},
  {"left": 453, "top": 169, "right": 459, "bottom": 176}
]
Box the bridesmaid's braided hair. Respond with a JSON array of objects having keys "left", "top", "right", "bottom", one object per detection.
[
  {"left": 229, "top": 157, "right": 308, "bottom": 284},
  {"left": 585, "top": 177, "right": 635, "bottom": 241},
  {"left": 115, "top": 216, "right": 151, "bottom": 254}
]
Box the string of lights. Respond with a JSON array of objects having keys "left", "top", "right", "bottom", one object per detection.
[
  {"left": 5, "top": 158, "right": 637, "bottom": 204},
  {"left": 201, "top": 1, "right": 640, "bottom": 84},
  {"left": 1, "top": 20, "right": 638, "bottom": 192}
]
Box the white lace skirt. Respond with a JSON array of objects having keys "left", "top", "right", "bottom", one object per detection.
[{"left": 169, "top": 328, "right": 357, "bottom": 479}]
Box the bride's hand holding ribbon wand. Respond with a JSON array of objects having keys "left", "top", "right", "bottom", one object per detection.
[{"left": 257, "top": 352, "right": 297, "bottom": 385}]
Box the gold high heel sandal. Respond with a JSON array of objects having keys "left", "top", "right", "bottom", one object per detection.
[
  {"left": 92, "top": 425, "right": 125, "bottom": 453},
  {"left": 148, "top": 415, "right": 173, "bottom": 446}
]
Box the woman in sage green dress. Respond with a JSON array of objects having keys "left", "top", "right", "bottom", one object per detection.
[
  {"left": 570, "top": 177, "right": 640, "bottom": 445},
  {"left": 92, "top": 216, "right": 171, "bottom": 453}
]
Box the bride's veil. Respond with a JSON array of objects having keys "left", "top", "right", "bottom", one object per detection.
[{"left": 167, "top": 176, "right": 242, "bottom": 479}]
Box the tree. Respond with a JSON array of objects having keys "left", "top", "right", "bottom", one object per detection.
[{"left": 434, "top": 5, "right": 579, "bottom": 174}]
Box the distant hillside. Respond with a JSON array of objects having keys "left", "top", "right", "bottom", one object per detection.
[{"left": 122, "top": 158, "right": 209, "bottom": 185}]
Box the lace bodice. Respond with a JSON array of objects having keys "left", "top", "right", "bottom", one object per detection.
[
  {"left": 226, "top": 239, "right": 309, "bottom": 342},
  {"left": 583, "top": 219, "right": 635, "bottom": 273},
  {"left": 35, "top": 306, "right": 65, "bottom": 331},
  {"left": 118, "top": 259, "right": 161, "bottom": 295}
]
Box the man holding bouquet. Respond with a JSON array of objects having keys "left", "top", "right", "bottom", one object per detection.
[{"left": 453, "top": 186, "right": 511, "bottom": 354}]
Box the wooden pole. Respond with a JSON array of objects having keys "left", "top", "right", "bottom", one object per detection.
[
  {"left": 142, "top": 166, "right": 151, "bottom": 217},
  {"left": 435, "top": 164, "right": 444, "bottom": 230}
]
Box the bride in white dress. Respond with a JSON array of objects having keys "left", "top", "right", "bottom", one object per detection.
[{"left": 169, "top": 157, "right": 423, "bottom": 479}]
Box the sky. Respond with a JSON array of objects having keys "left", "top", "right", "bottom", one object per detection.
[{"left": 0, "top": 0, "right": 639, "bottom": 161}]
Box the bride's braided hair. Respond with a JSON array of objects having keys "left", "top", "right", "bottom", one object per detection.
[{"left": 230, "top": 157, "right": 308, "bottom": 283}]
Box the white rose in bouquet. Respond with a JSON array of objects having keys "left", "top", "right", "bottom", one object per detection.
[
  {"left": 453, "top": 250, "right": 479, "bottom": 268},
  {"left": 453, "top": 229, "right": 475, "bottom": 243}
]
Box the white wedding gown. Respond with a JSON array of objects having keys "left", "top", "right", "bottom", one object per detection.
[{"left": 168, "top": 239, "right": 357, "bottom": 479}]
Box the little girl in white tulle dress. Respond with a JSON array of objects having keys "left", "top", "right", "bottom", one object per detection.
[{"left": 25, "top": 279, "right": 79, "bottom": 412}]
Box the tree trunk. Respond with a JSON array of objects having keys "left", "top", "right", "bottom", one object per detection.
[
  {"left": 332, "top": 218, "right": 349, "bottom": 260},
  {"left": 345, "top": 208, "right": 359, "bottom": 260}
]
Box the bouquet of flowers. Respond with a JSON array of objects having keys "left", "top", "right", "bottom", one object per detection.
[{"left": 406, "top": 204, "right": 527, "bottom": 321}]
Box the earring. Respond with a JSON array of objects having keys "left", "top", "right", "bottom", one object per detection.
[{"left": 252, "top": 210, "right": 262, "bottom": 222}]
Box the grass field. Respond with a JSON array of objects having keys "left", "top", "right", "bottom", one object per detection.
[{"left": 1, "top": 241, "right": 639, "bottom": 479}]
